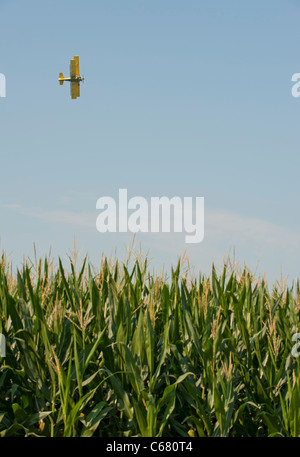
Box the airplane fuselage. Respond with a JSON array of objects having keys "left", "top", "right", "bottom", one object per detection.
[{"left": 59, "top": 76, "right": 84, "bottom": 82}]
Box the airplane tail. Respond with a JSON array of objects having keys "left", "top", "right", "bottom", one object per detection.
[{"left": 59, "top": 72, "right": 64, "bottom": 85}]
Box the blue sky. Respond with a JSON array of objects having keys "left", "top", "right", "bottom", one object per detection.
[{"left": 1, "top": 0, "right": 300, "bottom": 285}]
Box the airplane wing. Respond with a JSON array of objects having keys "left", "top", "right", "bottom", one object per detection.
[
  {"left": 70, "top": 58, "right": 76, "bottom": 78},
  {"left": 74, "top": 56, "right": 80, "bottom": 77},
  {"left": 71, "top": 81, "right": 80, "bottom": 99}
]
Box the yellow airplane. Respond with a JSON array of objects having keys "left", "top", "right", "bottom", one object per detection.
[{"left": 59, "top": 56, "right": 84, "bottom": 99}]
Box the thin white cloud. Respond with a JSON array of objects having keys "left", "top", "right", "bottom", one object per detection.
[
  {"left": 2, "top": 204, "right": 95, "bottom": 229},
  {"left": 3, "top": 203, "right": 300, "bottom": 249},
  {"left": 25, "top": 208, "right": 96, "bottom": 229},
  {"left": 2, "top": 202, "right": 300, "bottom": 284},
  {"left": 206, "top": 210, "right": 300, "bottom": 248},
  {"left": 2, "top": 203, "right": 21, "bottom": 209}
]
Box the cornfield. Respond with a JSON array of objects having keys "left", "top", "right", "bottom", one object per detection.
[{"left": 0, "top": 248, "right": 300, "bottom": 437}]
